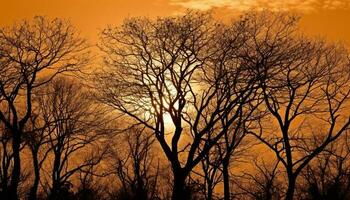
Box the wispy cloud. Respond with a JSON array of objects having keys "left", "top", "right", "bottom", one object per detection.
[{"left": 170, "top": 0, "right": 350, "bottom": 12}]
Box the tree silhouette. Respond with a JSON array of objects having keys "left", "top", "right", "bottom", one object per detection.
[
  {"left": 299, "top": 135, "right": 350, "bottom": 200},
  {"left": 24, "top": 113, "right": 51, "bottom": 200},
  {"left": 242, "top": 11, "right": 350, "bottom": 200},
  {"left": 32, "top": 78, "right": 106, "bottom": 200},
  {"left": 234, "top": 158, "right": 283, "bottom": 200},
  {"left": 110, "top": 126, "right": 160, "bottom": 200},
  {"left": 97, "top": 11, "right": 260, "bottom": 200},
  {"left": 0, "top": 10, "right": 349, "bottom": 200},
  {"left": 0, "top": 16, "right": 88, "bottom": 200}
]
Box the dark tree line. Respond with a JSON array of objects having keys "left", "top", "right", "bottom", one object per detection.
[
  {"left": 0, "top": 11, "right": 350, "bottom": 200},
  {"left": 0, "top": 16, "right": 89, "bottom": 200}
]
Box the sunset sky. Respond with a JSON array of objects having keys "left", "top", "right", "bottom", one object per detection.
[
  {"left": 1, "top": 1, "right": 350, "bottom": 199},
  {"left": 1, "top": 0, "right": 350, "bottom": 44}
]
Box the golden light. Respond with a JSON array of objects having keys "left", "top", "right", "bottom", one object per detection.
[{"left": 163, "top": 111, "right": 174, "bottom": 128}]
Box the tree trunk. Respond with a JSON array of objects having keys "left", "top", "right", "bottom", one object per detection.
[
  {"left": 1, "top": 145, "right": 10, "bottom": 199},
  {"left": 135, "top": 175, "right": 148, "bottom": 200},
  {"left": 223, "top": 159, "right": 230, "bottom": 200},
  {"left": 50, "top": 152, "right": 62, "bottom": 200},
  {"left": 50, "top": 181, "right": 61, "bottom": 200},
  {"left": 0, "top": 169, "right": 9, "bottom": 199},
  {"left": 9, "top": 131, "right": 21, "bottom": 200},
  {"left": 285, "top": 176, "right": 296, "bottom": 200},
  {"left": 1, "top": 185, "right": 9, "bottom": 200},
  {"left": 172, "top": 170, "right": 188, "bottom": 200},
  {"left": 28, "top": 150, "right": 40, "bottom": 200},
  {"left": 207, "top": 181, "right": 213, "bottom": 200}
]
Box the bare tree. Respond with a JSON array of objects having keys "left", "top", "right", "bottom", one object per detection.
[
  {"left": 0, "top": 107, "right": 28, "bottom": 198},
  {"left": 234, "top": 158, "right": 282, "bottom": 200},
  {"left": 217, "top": 105, "right": 261, "bottom": 200},
  {"left": 110, "top": 126, "right": 160, "bottom": 200},
  {"left": 23, "top": 113, "right": 51, "bottom": 200},
  {"left": 298, "top": 135, "right": 350, "bottom": 200},
  {"left": 195, "top": 107, "right": 260, "bottom": 200},
  {"left": 0, "top": 16, "right": 88, "bottom": 200},
  {"left": 97, "top": 11, "right": 259, "bottom": 200},
  {"left": 0, "top": 109, "right": 13, "bottom": 197},
  {"left": 33, "top": 78, "right": 106, "bottom": 200},
  {"left": 241, "top": 11, "right": 350, "bottom": 200},
  {"left": 74, "top": 165, "right": 106, "bottom": 200},
  {"left": 196, "top": 144, "right": 223, "bottom": 200}
]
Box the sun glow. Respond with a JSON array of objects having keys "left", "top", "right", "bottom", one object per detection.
[
  {"left": 141, "top": 99, "right": 177, "bottom": 131},
  {"left": 163, "top": 112, "right": 174, "bottom": 128}
]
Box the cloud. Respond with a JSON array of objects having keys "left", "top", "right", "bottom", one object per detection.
[{"left": 170, "top": 0, "right": 350, "bottom": 12}]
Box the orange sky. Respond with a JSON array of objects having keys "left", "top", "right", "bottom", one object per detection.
[{"left": 0, "top": 0, "right": 350, "bottom": 45}]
